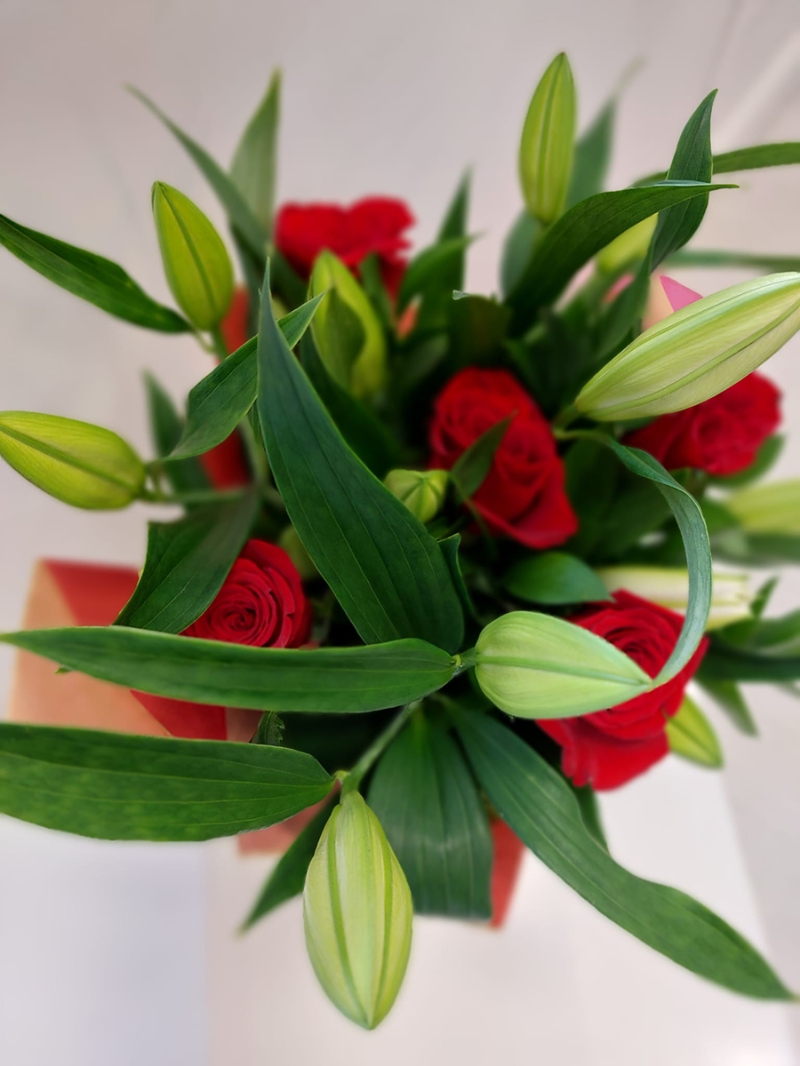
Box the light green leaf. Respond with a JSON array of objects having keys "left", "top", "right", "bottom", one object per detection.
[
  {"left": 667, "top": 695, "right": 723, "bottom": 767},
  {"left": 230, "top": 70, "right": 281, "bottom": 236},
  {"left": 504, "top": 551, "right": 611, "bottom": 605},
  {"left": 0, "top": 723, "right": 333, "bottom": 842},
  {"left": 0, "top": 627, "right": 458, "bottom": 714},
  {"left": 670, "top": 249, "right": 800, "bottom": 273}
]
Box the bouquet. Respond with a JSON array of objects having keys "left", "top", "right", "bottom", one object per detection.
[{"left": 2, "top": 53, "right": 800, "bottom": 1029}]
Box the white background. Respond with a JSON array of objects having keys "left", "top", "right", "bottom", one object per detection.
[{"left": 2, "top": 0, "right": 800, "bottom": 1063}]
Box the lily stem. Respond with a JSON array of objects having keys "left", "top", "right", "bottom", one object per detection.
[{"left": 341, "top": 702, "right": 418, "bottom": 797}]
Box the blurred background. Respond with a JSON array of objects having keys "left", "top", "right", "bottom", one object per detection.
[{"left": 2, "top": 0, "right": 800, "bottom": 1062}]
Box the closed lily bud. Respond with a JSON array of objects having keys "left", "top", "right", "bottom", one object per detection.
[
  {"left": 726, "top": 478, "right": 800, "bottom": 534},
  {"left": 574, "top": 273, "right": 800, "bottom": 421},
  {"left": 596, "top": 214, "right": 657, "bottom": 275},
  {"left": 518, "top": 53, "right": 577, "bottom": 226},
  {"left": 303, "top": 791, "right": 413, "bottom": 1030},
  {"left": 384, "top": 468, "right": 448, "bottom": 523},
  {"left": 152, "top": 182, "right": 233, "bottom": 331},
  {"left": 473, "top": 610, "right": 652, "bottom": 719},
  {"left": 597, "top": 566, "right": 753, "bottom": 630},
  {"left": 310, "top": 250, "right": 387, "bottom": 399}
]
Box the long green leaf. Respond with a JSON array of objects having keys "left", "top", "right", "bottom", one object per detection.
[
  {"left": 670, "top": 249, "right": 800, "bottom": 273},
  {"left": 699, "top": 641, "right": 800, "bottom": 683},
  {"left": 435, "top": 173, "right": 470, "bottom": 291},
  {"left": 0, "top": 627, "right": 457, "bottom": 713},
  {"left": 230, "top": 70, "right": 281, "bottom": 236},
  {"left": 369, "top": 713, "right": 492, "bottom": 918},
  {"left": 256, "top": 262, "right": 464, "bottom": 652},
  {"left": 566, "top": 99, "right": 615, "bottom": 209},
  {"left": 114, "top": 491, "right": 257, "bottom": 632},
  {"left": 170, "top": 297, "right": 324, "bottom": 460},
  {"left": 638, "top": 143, "right": 800, "bottom": 184},
  {"left": 144, "top": 373, "right": 209, "bottom": 494},
  {"left": 696, "top": 677, "right": 757, "bottom": 735},
  {"left": 455, "top": 710, "right": 791, "bottom": 1000},
  {"left": 0, "top": 723, "right": 333, "bottom": 842},
  {"left": 503, "top": 551, "right": 611, "bottom": 605},
  {"left": 507, "top": 182, "right": 734, "bottom": 333},
  {"left": 242, "top": 795, "right": 336, "bottom": 930},
  {"left": 0, "top": 214, "right": 188, "bottom": 332},
  {"left": 130, "top": 87, "right": 266, "bottom": 258}
]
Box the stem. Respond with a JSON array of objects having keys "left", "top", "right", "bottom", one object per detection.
[
  {"left": 456, "top": 647, "right": 477, "bottom": 671},
  {"left": 140, "top": 486, "right": 248, "bottom": 506},
  {"left": 341, "top": 702, "right": 418, "bottom": 796},
  {"left": 552, "top": 404, "right": 579, "bottom": 431}
]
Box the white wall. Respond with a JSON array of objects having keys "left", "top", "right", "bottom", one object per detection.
[{"left": 2, "top": 1, "right": 800, "bottom": 1063}]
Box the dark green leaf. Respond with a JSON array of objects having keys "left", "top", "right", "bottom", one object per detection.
[
  {"left": 0, "top": 723, "right": 333, "bottom": 842},
  {"left": 670, "top": 249, "right": 800, "bottom": 273},
  {"left": 455, "top": 709, "right": 791, "bottom": 1000},
  {"left": 697, "top": 677, "right": 757, "bottom": 735},
  {"left": 700, "top": 641, "right": 800, "bottom": 684},
  {"left": 504, "top": 551, "right": 611, "bottom": 605},
  {"left": 500, "top": 209, "right": 540, "bottom": 297},
  {"left": 714, "top": 531, "right": 800, "bottom": 566},
  {"left": 241, "top": 796, "right": 336, "bottom": 929},
  {"left": 737, "top": 608, "right": 800, "bottom": 656},
  {"left": 637, "top": 143, "right": 800, "bottom": 184},
  {"left": 0, "top": 214, "right": 188, "bottom": 332},
  {"left": 448, "top": 295, "right": 510, "bottom": 367},
  {"left": 114, "top": 491, "right": 257, "bottom": 632},
  {"left": 450, "top": 417, "right": 511, "bottom": 497},
  {"left": 257, "top": 262, "right": 463, "bottom": 651},
  {"left": 230, "top": 70, "right": 280, "bottom": 237},
  {"left": 439, "top": 534, "right": 478, "bottom": 621},
  {"left": 566, "top": 99, "right": 615, "bottom": 209},
  {"left": 130, "top": 87, "right": 265, "bottom": 258},
  {"left": 0, "top": 627, "right": 458, "bottom": 714},
  {"left": 650, "top": 91, "right": 716, "bottom": 268},
  {"left": 170, "top": 297, "right": 324, "bottom": 460},
  {"left": 144, "top": 373, "right": 209, "bottom": 494},
  {"left": 398, "top": 236, "right": 474, "bottom": 329},
  {"left": 369, "top": 713, "right": 492, "bottom": 918},
  {"left": 507, "top": 182, "right": 734, "bottom": 334},
  {"left": 253, "top": 711, "right": 285, "bottom": 747},
  {"left": 436, "top": 172, "right": 470, "bottom": 290},
  {"left": 571, "top": 784, "right": 607, "bottom": 850}
]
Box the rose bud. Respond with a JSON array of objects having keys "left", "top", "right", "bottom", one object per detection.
[
  {"left": 383, "top": 468, "right": 448, "bottom": 524},
  {"left": 152, "top": 182, "right": 233, "bottom": 331},
  {"left": 518, "top": 52, "right": 577, "bottom": 226},
  {"left": 726, "top": 478, "right": 800, "bottom": 535},
  {"left": 309, "top": 249, "right": 387, "bottom": 399},
  {"left": 596, "top": 565, "right": 753, "bottom": 630},
  {"left": 537, "top": 592, "right": 709, "bottom": 789},
  {"left": 303, "top": 791, "right": 413, "bottom": 1030},
  {"left": 473, "top": 609, "right": 652, "bottom": 719},
  {"left": 183, "top": 539, "right": 311, "bottom": 648},
  {"left": 574, "top": 272, "right": 800, "bottom": 421}
]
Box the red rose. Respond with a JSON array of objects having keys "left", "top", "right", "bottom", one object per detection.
[
  {"left": 625, "top": 372, "right": 781, "bottom": 477},
  {"left": 428, "top": 368, "right": 578, "bottom": 549},
  {"left": 537, "top": 591, "right": 708, "bottom": 790},
  {"left": 183, "top": 539, "right": 312, "bottom": 648},
  {"left": 275, "top": 196, "right": 414, "bottom": 295}
]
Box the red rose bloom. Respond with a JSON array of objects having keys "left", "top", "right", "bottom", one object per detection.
[
  {"left": 275, "top": 196, "right": 414, "bottom": 295},
  {"left": 537, "top": 591, "right": 708, "bottom": 790},
  {"left": 183, "top": 539, "right": 312, "bottom": 648},
  {"left": 625, "top": 372, "right": 781, "bottom": 477},
  {"left": 428, "top": 368, "right": 578, "bottom": 549}
]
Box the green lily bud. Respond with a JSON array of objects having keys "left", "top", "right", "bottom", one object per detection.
[
  {"left": 518, "top": 53, "right": 577, "bottom": 226},
  {"left": 310, "top": 250, "right": 387, "bottom": 399},
  {"left": 384, "top": 468, "right": 448, "bottom": 523},
  {"left": 596, "top": 214, "right": 657, "bottom": 274},
  {"left": 0, "top": 411, "right": 145, "bottom": 509},
  {"left": 278, "top": 523, "right": 318, "bottom": 581},
  {"left": 726, "top": 478, "right": 800, "bottom": 534},
  {"left": 574, "top": 273, "right": 800, "bottom": 421},
  {"left": 597, "top": 566, "right": 753, "bottom": 630},
  {"left": 474, "top": 610, "right": 652, "bottom": 719},
  {"left": 666, "top": 695, "right": 723, "bottom": 768},
  {"left": 152, "top": 182, "right": 233, "bottom": 331},
  {"left": 303, "top": 791, "right": 413, "bottom": 1030}
]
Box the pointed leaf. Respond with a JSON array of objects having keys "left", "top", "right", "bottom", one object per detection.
[
  {"left": 450, "top": 416, "right": 511, "bottom": 497},
  {"left": 667, "top": 695, "right": 723, "bottom": 767},
  {"left": 566, "top": 100, "right": 615, "bottom": 208},
  {"left": 504, "top": 551, "right": 612, "bottom": 605},
  {"left": 231, "top": 70, "right": 281, "bottom": 236}
]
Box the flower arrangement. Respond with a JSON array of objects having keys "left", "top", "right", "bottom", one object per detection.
[{"left": 2, "top": 54, "right": 800, "bottom": 1028}]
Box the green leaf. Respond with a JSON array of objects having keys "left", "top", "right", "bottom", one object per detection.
[
  {"left": 0, "top": 723, "right": 333, "bottom": 842},
  {"left": 130, "top": 87, "right": 265, "bottom": 258},
  {"left": 143, "top": 373, "right": 209, "bottom": 494},
  {"left": 114, "top": 491, "right": 257, "bottom": 633},
  {"left": 670, "top": 249, "right": 800, "bottom": 273},
  {"left": 439, "top": 534, "right": 478, "bottom": 621},
  {"left": 567, "top": 434, "right": 711, "bottom": 683},
  {"left": 448, "top": 295, "right": 511, "bottom": 367},
  {"left": 737, "top": 608, "right": 800, "bottom": 656},
  {"left": 398, "top": 236, "right": 474, "bottom": 327},
  {"left": 241, "top": 795, "right": 336, "bottom": 930},
  {"left": 256, "top": 262, "right": 464, "bottom": 652},
  {"left": 503, "top": 551, "right": 611, "bottom": 605},
  {"left": 697, "top": 677, "right": 757, "bottom": 736},
  {"left": 500, "top": 210, "right": 540, "bottom": 297},
  {"left": 0, "top": 411, "right": 145, "bottom": 510},
  {"left": 369, "top": 712, "right": 492, "bottom": 918},
  {"left": 0, "top": 627, "right": 458, "bottom": 714},
  {"left": 667, "top": 695, "right": 723, "bottom": 767},
  {"left": 0, "top": 214, "right": 188, "bottom": 332},
  {"left": 566, "top": 99, "right": 615, "bottom": 209},
  {"left": 455, "top": 709, "right": 791, "bottom": 1000},
  {"left": 507, "top": 181, "right": 734, "bottom": 334},
  {"left": 435, "top": 172, "right": 470, "bottom": 290},
  {"left": 699, "top": 641, "right": 800, "bottom": 684},
  {"left": 638, "top": 143, "right": 800, "bottom": 184},
  {"left": 716, "top": 532, "right": 800, "bottom": 566},
  {"left": 170, "top": 296, "right": 324, "bottom": 460},
  {"left": 650, "top": 91, "right": 716, "bottom": 269},
  {"left": 230, "top": 70, "right": 281, "bottom": 236},
  {"left": 450, "top": 416, "right": 511, "bottom": 498}
]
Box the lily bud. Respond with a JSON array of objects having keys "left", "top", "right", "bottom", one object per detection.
[
  {"left": 303, "top": 791, "right": 413, "bottom": 1030},
  {"left": 152, "top": 182, "right": 233, "bottom": 331},
  {"left": 574, "top": 273, "right": 800, "bottom": 421},
  {"left": 597, "top": 566, "right": 753, "bottom": 630},
  {"left": 726, "top": 478, "right": 800, "bottom": 534},
  {"left": 384, "top": 468, "right": 448, "bottom": 523},
  {"left": 310, "top": 250, "right": 387, "bottom": 399},
  {"left": 596, "top": 214, "right": 657, "bottom": 275},
  {"left": 518, "top": 53, "right": 577, "bottom": 226},
  {"left": 474, "top": 610, "right": 652, "bottom": 719}
]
